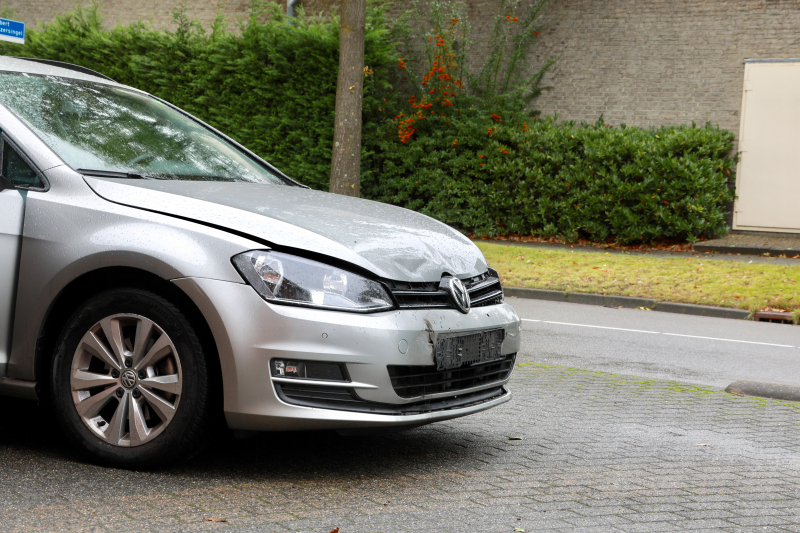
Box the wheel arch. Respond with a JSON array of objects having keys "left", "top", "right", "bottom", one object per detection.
[{"left": 33, "top": 266, "right": 223, "bottom": 407}]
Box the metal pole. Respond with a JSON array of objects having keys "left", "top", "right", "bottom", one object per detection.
[{"left": 287, "top": 0, "right": 301, "bottom": 20}]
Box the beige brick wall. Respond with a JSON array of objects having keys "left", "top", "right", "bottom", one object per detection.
[
  {"left": 6, "top": 0, "right": 800, "bottom": 135},
  {"left": 528, "top": 0, "right": 800, "bottom": 136},
  {"left": 1, "top": 0, "right": 337, "bottom": 30}
]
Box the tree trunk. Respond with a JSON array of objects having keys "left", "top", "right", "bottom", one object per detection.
[{"left": 329, "top": 0, "right": 366, "bottom": 197}]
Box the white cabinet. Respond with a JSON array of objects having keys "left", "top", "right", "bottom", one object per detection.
[{"left": 734, "top": 59, "right": 800, "bottom": 233}]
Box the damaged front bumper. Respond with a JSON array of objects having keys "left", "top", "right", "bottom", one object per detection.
[{"left": 173, "top": 277, "right": 521, "bottom": 431}]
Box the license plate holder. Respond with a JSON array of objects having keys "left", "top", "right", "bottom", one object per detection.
[{"left": 434, "top": 329, "right": 505, "bottom": 371}]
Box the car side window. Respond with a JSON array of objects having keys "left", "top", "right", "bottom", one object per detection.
[{"left": 2, "top": 141, "right": 44, "bottom": 189}]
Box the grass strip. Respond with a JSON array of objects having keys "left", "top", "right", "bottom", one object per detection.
[{"left": 476, "top": 241, "right": 800, "bottom": 312}]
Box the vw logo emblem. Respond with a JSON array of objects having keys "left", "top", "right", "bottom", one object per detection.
[
  {"left": 447, "top": 277, "right": 471, "bottom": 314},
  {"left": 120, "top": 369, "right": 137, "bottom": 389}
]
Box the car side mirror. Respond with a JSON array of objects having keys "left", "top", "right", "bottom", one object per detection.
[{"left": 0, "top": 175, "right": 16, "bottom": 192}]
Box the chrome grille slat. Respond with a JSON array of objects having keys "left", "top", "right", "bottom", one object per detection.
[
  {"left": 386, "top": 270, "right": 503, "bottom": 310},
  {"left": 470, "top": 289, "right": 504, "bottom": 305},
  {"left": 275, "top": 382, "right": 508, "bottom": 415},
  {"left": 396, "top": 303, "right": 451, "bottom": 309},
  {"left": 392, "top": 290, "right": 449, "bottom": 297},
  {"left": 467, "top": 278, "right": 500, "bottom": 293}
]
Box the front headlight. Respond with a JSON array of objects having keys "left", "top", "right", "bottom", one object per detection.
[{"left": 232, "top": 250, "right": 395, "bottom": 313}]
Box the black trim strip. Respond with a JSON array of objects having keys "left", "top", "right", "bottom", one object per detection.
[
  {"left": 77, "top": 169, "right": 150, "bottom": 180},
  {"left": 7, "top": 57, "right": 116, "bottom": 81}
]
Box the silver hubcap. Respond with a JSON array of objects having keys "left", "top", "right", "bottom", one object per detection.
[{"left": 70, "top": 313, "right": 183, "bottom": 447}]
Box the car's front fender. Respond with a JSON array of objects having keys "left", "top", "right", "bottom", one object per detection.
[{"left": 8, "top": 166, "right": 260, "bottom": 381}]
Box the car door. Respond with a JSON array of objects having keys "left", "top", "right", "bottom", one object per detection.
[{"left": 0, "top": 137, "right": 44, "bottom": 371}]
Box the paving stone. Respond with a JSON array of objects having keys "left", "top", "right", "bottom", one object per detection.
[
  {"left": 622, "top": 512, "right": 682, "bottom": 523},
  {"left": 624, "top": 504, "right": 690, "bottom": 514},
  {"left": 693, "top": 233, "right": 800, "bottom": 257},
  {"left": 616, "top": 523, "right": 685, "bottom": 533},
  {"left": 0, "top": 366, "right": 798, "bottom": 530},
  {"left": 676, "top": 518, "right": 738, "bottom": 529},
  {"left": 572, "top": 505, "right": 636, "bottom": 517},
  {"left": 676, "top": 509, "right": 741, "bottom": 520},
  {"left": 727, "top": 515, "right": 791, "bottom": 526}
]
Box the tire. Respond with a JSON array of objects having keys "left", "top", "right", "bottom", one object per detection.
[{"left": 51, "top": 288, "right": 213, "bottom": 469}]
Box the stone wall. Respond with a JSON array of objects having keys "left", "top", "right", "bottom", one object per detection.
[
  {"left": 529, "top": 0, "right": 800, "bottom": 136},
  {"left": 2, "top": 0, "right": 337, "bottom": 31},
  {"left": 6, "top": 0, "right": 800, "bottom": 136}
]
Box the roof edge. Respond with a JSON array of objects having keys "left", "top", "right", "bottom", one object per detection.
[{"left": 6, "top": 56, "right": 115, "bottom": 81}]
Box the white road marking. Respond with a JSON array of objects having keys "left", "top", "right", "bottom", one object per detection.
[
  {"left": 535, "top": 320, "right": 659, "bottom": 334},
  {"left": 521, "top": 318, "right": 797, "bottom": 348},
  {"left": 662, "top": 333, "right": 795, "bottom": 348}
]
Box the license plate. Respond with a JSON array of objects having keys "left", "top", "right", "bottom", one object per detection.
[{"left": 434, "top": 329, "right": 505, "bottom": 370}]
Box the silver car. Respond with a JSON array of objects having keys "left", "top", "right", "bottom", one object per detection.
[{"left": 0, "top": 57, "right": 521, "bottom": 468}]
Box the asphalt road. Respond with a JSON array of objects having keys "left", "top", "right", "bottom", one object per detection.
[{"left": 510, "top": 297, "right": 800, "bottom": 388}]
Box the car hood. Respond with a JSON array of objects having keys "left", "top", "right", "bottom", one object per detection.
[{"left": 84, "top": 178, "right": 488, "bottom": 282}]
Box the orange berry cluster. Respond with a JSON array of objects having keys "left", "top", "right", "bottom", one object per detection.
[{"left": 393, "top": 18, "right": 466, "bottom": 143}]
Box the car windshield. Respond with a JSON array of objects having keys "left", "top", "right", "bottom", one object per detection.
[{"left": 0, "top": 72, "right": 286, "bottom": 184}]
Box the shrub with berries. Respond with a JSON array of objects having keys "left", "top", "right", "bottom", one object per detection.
[{"left": 365, "top": 1, "right": 737, "bottom": 244}]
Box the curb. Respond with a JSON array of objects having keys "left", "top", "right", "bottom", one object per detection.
[
  {"left": 692, "top": 243, "right": 800, "bottom": 257},
  {"left": 692, "top": 243, "right": 769, "bottom": 256},
  {"left": 652, "top": 302, "right": 751, "bottom": 320},
  {"left": 725, "top": 380, "right": 800, "bottom": 402},
  {"left": 504, "top": 287, "right": 752, "bottom": 320}
]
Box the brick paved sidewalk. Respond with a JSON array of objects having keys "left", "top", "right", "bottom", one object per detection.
[
  {"left": 694, "top": 233, "right": 800, "bottom": 257},
  {"left": 1, "top": 365, "right": 800, "bottom": 532}
]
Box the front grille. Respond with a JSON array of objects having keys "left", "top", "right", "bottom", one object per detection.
[
  {"left": 388, "top": 353, "right": 516, "bottom": 398},
  {"left": 274, "top": 382, "right": 508, "bottom": 415},
  {"left": 385, "top": 269, "right": 504, "bottom": 310}
]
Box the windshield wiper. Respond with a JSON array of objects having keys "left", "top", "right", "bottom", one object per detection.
[{"left": 77, "top": 168, "right": 155, "bottom": 180}]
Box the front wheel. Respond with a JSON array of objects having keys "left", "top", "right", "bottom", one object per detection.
[{"left": 51, "top": 288, "right": 213, "bottom": 468}]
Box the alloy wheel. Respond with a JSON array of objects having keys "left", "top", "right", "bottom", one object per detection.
[{"left": 69, "top": 313, "right": 183, "bottom": 447}]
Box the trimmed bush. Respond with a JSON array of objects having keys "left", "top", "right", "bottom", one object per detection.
[
  {"left": 1, "top": 2, "right": 737, "bottom": 244},
  {"left": 367, "top": 0, "right": 735, "bottom": 244},
  {"left": 365, "top": 115, "right": 737, "bottom": 244}
]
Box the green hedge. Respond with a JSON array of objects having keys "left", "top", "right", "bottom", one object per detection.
[
  {"left": 1, "top": 4, "right": 737, "bottom": 244},
  {"left": 365, "top": 115, "right": 737, "bottom": 243},
  {"left": 0, "top": 3, "right": 396, "bottom": 190}
]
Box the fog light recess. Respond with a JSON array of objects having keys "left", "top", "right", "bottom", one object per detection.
[{"left": 271, "top": 359, "right": 349, "bottom": 381}]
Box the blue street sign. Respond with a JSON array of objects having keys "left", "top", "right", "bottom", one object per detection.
[{"left": 0, "top": 18, "right": 24, "bottom": 45}]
